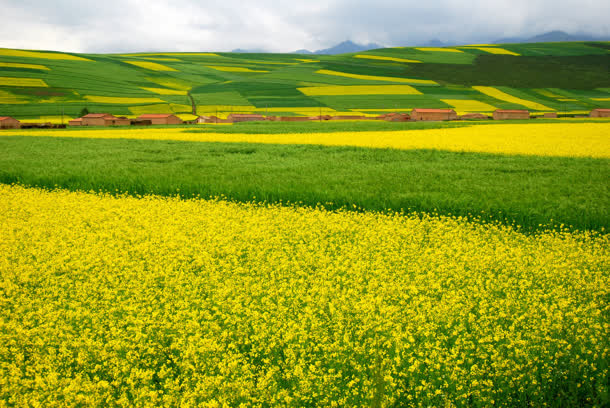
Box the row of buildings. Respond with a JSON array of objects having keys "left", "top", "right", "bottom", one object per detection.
[
  {"left": 1, "top": 108, "right": 610, "bottom": 129},
  {"left": 68, "top": 113, "right": 183, "bottom": 126}
]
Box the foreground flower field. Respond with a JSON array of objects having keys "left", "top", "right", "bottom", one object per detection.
[
  {"left": 2, "top": 122, "right": 610, "bottom": 158},
  {"left": 1, "top": 184, "right": 608, "bottom": 407}
]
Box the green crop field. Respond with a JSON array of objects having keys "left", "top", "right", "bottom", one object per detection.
[{"left": 1, "top": 42, "right": 608, "bottom": 121}]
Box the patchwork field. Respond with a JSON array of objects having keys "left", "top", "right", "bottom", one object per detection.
[
  {"left": 1, "top": 43, "right": 609, "bottom": 407},
  {"left": 0, "top": 42, "right": 609, "bottom": 121}
]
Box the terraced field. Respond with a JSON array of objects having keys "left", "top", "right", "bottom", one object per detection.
[
  {"left": 1, "top": 42, "right": 609, "bottom": 407},
  {"left": 0, "top": 42, "right": 608, "bottom": 121}
]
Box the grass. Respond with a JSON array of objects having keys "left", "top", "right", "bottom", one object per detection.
[
  {"left": 405, "top": 54, "right": 610, "bottom": 88},
  {"left": 0, "top": 135, "right": 607, "bottom": 232}
]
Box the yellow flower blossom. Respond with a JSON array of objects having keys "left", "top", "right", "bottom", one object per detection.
[
  {"left": 123, "top": 60, "right": 177, "bottom": 72},
  {"left": 0, "top": 48, "right": 92, "bottom": 61},
  {"left": 0, "top": 76, "right": 48, "bottom": 87},
  {"left": 315, "top": 69, "right": 437, "bottom": 85},
  {"left": 473, "top": 86, "right": 554, "bottom": 110},
  {"left": 298, "top": 85, "right": 422, "bottom": 96},
  {"left": 2, "top": 123, "right": 609, "bottom": 159},
  {"left": 0, "top": 184, "right": 607, "bottom": 406}
]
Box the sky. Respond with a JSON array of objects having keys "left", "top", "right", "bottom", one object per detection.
[{"left": 0, "top": 0, "right": 608, "bottom": 53}]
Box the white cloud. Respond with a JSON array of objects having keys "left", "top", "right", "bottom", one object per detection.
[{"left": 0, "top": 0, "right": 608, "bottom": 53}]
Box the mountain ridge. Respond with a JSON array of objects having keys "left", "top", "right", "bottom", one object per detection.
[{"left": 232, "top": 31, "right": 610, "bottom": 54}]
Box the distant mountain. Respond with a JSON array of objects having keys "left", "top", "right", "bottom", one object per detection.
[
  {"left": 494, "top": 30, "right": 610, "bottom": 44},
  {"left": 231, "top": 48, "right": 268, "bottom": 53},
  {"left": 418, "top": 39, "right": 446, "bottom": 47},
  {"left": 293, "top": 40, "right": 382, "bottom": 55},
  {"left": 233, "top": 32, "right": 608, "bottom": 55}
]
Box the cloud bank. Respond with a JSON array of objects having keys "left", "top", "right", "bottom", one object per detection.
[{"left": 0, "top": 0, "right": 608, "bottom": 53}]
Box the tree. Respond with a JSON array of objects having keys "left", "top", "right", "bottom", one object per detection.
[{"left": 79, "top": 107, "right": 89, "bottom": 117}]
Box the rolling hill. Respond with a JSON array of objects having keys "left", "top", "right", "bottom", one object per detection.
[{"left": 0, "top": 42, "right": 608, "bottom": 122}]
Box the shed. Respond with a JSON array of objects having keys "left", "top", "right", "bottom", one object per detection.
[
  {"left": 590, "top": 108, "right": 610, "bottom": 118},
  {"left": 108, "top": 116, "right": 131, "bottom": 126},
  {"left": 227, "top": 114, "right": 265, "bottom": 123},
  {"left": 543, "top": 112, "right": 558, "bottom": 118},
  {"left": 411, "top": 109, "right": 458, "bottom": 121},
  {"left": 136, "top": 114, "right": 183, "bottom": 125},
  {"left": 493, "top": 110, "right": 530, "bottom": 120},
  {"left": 68, "top": 118, "right": 83, "bottom": 126},
  {"left": 0, "top": 116, "right": 21, "bottom": 129},
  {"left": 81, "top": 113, "right": 114, "bottom": 126}
]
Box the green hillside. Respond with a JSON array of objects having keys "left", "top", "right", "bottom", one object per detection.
[{"left": 0, "top": 42, "right": 609, "bottom": 122}]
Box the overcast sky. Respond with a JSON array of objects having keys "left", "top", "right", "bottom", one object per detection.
[{"left": 1, "top": 0, "right": 608, "bottom": 53}]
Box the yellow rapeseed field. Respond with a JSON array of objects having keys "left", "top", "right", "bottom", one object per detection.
[
  {"left": 205, "top": 66, "right": 269, "bottom": 73},
  {"left": 354, "top": 55, "right": 422, "bottom": 63},
  {"left": 0, "top": 184, "right": 607, "bottom": 406},
  {"left": 413, "top": 47, "right": 463, "bottom": 53},
  {"left": 534, "top": 89, "right": 565, "bottom": 98},
  {"left": 462, "top": 47, "right": 520, "bottom": 56},
  {"left": 3, "top": 123, "right": 609, "bottom": 159},
  {"left": 0, "top": 77, "right": 48, "bottom": 87},
  {"left": 123, "top": 61, "right": 178, "bottom": 72},
  {"left": 0, "top": 62, "right": 50, "bottom": 70},
  {"left": 140, "top": 87, "right": 187, "bottom": 95},
  {"left": 0, "top": 48, "right": 92, "bottom": 61},
  {"left": 0, "top": 90, "right": 29, "bottom": 104},
  {"left": 84, "top": 95, "right": 166, "bottom": 104},
  {"left": 440, "top": 99, "right": 497, "bottom": 112},
  {"left": 298, "top": 85, "right": 422, "bottom": 96},
  {"left": 142, "top": 57, "right": 183, "bottom": 62},
  {"left": 473, "top": 86, "right": 554, "bottom": 111},
  {"left": 315, "top": 69, "right": 437, "bottom": 85},
  {"left": 146, "top": 78, "right": 192, "bottom": 91},
  {"left": 121, "top": 53, "right": 220, "bottom": 57}
]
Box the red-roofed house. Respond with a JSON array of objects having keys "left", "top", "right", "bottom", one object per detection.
[
  {"left": 493, "top": 110, "right": 530, "bottom": 120},
  {"left": 81, "top": 113, "right": 130, "bottom": 126},
  {"left": 68, "top": 118, "right": 83, "bottom": 126},
  {"left": 0, "top": 116, "right": 21, "bottom": 129},
  {"left": 227, "top": 114, "right": 265, "bottom": 123},
  {"left": 136, "top": 114, "right": 182, "bottom": 125},
  {"left": 411, "top": 108, "right": 458, "bottom": 121},
  {"left": 590, "top": 108, "right": 610, "bottom": 118}
]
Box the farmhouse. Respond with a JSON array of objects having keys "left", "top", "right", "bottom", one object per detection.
[
  {"left": 493, "top": 110, "right": 530, "bottom": 120},
  {"left": 80, "top": 113, "right": 130, "bottom": 126},
  {"left": 411, "top": 109, "right": 458, "bottom": 121},
  {"left": 227, "top": 114, "right": 265, "bottom": 123},
  {"left": 590, "top": 108, "right": 610, "bottom": 118},
  {"left": 68, "top": 118, "right": 83, "bottom": 126},
  {"left": 0, "top": 116, "right": 21, "bottom": 129},
  {"left": 136, "top": 114, "right": 183, "bottom": 125}
]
